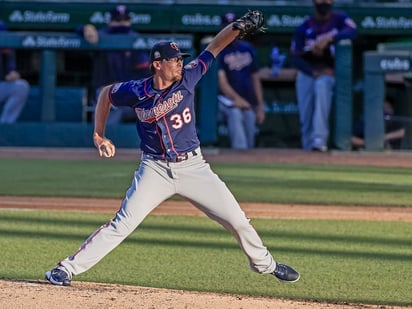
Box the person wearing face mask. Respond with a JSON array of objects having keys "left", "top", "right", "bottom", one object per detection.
[
  {"left": 77, "top": 5, "right": 150, "bottom": 124},
  {"left": 290, "top": 0, "right": 357, "bottom": 152}
]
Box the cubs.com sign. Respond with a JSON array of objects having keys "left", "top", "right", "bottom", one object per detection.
[
  {"left": 379, "top": 57, "right": 410, "bottom": 71},
  {"left": 365, "top": 51, "right": 412, "bottom": 74}
]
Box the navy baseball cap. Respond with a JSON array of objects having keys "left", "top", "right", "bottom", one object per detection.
[
  {"left": 110, "top": 5, "right": 130, "bottom": 21},
  {"left": 150, "top": 41, "right": 191, "bottom": 63}
]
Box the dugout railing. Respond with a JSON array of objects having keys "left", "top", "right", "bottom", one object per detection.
[{"left": 0, "top": 32, "right": 195, "bottom": 148}]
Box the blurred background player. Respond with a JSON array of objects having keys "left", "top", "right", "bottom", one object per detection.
[
  {"left": 217, "top": 12, "right": 265, "bottom": 150},
  {"left": 77, "top": 5, "right": 150, "bottom": 124},
  {"left": 351, "top": 96, "right": 405, "bottom": 150},
  {"left": 290, "top": 0, "right": 357, "bottom": 152},
  {"left": 0, "top": 20, "right": 30, "bottom": 124}
]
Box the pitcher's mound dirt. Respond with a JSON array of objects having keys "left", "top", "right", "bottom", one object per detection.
[{"left": 0, "top": 279, "right": 404, "bottom": 309}]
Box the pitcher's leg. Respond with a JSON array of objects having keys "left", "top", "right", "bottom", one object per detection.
[
  {"left": 60, "top": 160, "right": 175, "bottom": 276},
  {"left": 176, "top": 157, "right": 275, "bottom": 274}
]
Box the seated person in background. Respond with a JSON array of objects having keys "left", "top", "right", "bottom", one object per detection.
[
  {"left": 217, "top": 12, "right": 265, "bottom": 150},
  {"left": 77, "top": 5, "right": 150, "bottom": 124},
  {"left": 352, "top": 96, "right": 405, "bottom": 150},
  {"left": 0, "top": 20, "right": 30, "bottom": 124}
]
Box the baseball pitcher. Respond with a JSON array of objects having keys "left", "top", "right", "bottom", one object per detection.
[{"left": 45, "top": 10, "right": 300, "bottom": 286}]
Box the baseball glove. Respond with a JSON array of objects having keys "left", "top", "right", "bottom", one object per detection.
[{"left": 232, "top": 10, "right": 266, "bottom": 39}]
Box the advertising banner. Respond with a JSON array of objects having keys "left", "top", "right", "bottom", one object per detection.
[{"left": 1, "top": 3, "right": 412, "bottom": 35}]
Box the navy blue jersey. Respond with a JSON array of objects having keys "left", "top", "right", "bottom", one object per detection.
[
  {"left": 290, "top": 11, "right": 357, "bottom": 76},
  {"left": 109, "top": 50, "right": 214, "bottom": 160},
  {"left": 218, "top": 40, "right": 259, "bottom": 107}
]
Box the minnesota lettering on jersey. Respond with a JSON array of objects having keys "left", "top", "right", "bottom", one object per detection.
[{"left": 135, "top": 91, "right": 183, "bottom": 123}]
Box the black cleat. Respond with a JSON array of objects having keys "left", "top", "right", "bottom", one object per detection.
[
  {"left": 272, "top": 263, "right": 300, "bottom": 283},
  {"left": 45, "top": 265, "right": 72, "bottom": 286}
]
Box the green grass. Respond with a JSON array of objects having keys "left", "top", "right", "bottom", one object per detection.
[
  {"left": 1, "top": 158, "right": 412, "bottom": 206},
  {"left": 0, "top": 210, "right": 410, "bottom": 306}
]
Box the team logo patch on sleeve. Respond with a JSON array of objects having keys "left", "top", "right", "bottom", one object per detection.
[{"left": 185, "top": 60, "right": 198, "bottom": 69}]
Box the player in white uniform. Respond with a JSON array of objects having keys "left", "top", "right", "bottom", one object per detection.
[{"left": 45, "top": 10, "right": 300, "bottom": 286}]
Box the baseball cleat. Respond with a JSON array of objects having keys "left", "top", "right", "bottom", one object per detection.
[
  {"left": 45, "top": 265, "right": 72, "bottom": 286},
  {"left": 272, "top": 263, "right": 300, "bottom": 283}
]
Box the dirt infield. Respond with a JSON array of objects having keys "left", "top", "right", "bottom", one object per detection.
[
  {"left": 1, "top": 147, "right": 411, "bottom": 308},
  {"left": 1, "top": 279, "right": 406, "bottom": 309},
  {"left": 1, "top": 196, "right": 411, "bottom": 222}
]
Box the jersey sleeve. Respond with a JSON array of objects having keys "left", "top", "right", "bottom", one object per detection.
[
  {"left": 333, "top": 13, "right": 357, "bottom": 41},
  {"left": 182, "top": 50, "right": 215, "bottom": 90},
  {"left": 290, "top": 22, "right": 308, "bottom": 54},
  {"left": 109, "top": 81, "right": 139, "bottom": 107}
]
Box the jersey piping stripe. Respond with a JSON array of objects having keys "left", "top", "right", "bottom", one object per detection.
[
  {"left": 162, "top": 116, "right": 179, "bottom": 158},
  {"left": 198, "top": 58, "right": 208, "bottom": 74},
  {"left": 143, "top": 78, "right": 154, "bottom": 98},
  {"left": 155, "top": 124, "right": 166, "bottom": 160},
  {"left": 68, "top": 221, "right": 111, "bottom": 261},
  {"left": 108, "top": 84, "right": 116, "bottom": 103},
  {"left": 155, "top": 88, "right": 173, "bottom": 159}
]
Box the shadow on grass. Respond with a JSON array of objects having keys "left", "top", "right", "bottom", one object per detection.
[
  {"left": 0, "top": 227, "right": 410, "bottom": 262},
  {"left": 1, "top": 214, "right": 410, "bottom": 246}
]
